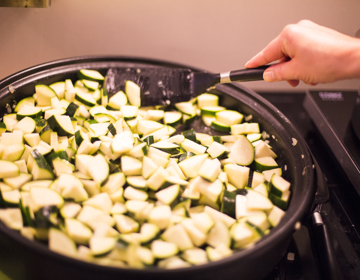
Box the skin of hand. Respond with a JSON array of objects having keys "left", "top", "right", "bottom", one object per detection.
[{"left": 245, "top": 20, "right": 360, "bottom": 87}]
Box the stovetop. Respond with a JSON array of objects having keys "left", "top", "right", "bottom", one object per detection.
[{"left": 259, "top": 91, "right": 360, "bottom": 280}]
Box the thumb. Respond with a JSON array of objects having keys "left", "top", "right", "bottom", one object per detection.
[{"left": 263, "top": 62, "right": 295, "bottom": 82}]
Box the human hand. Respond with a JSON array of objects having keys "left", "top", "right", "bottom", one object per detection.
[{"left": 245, "top": 20, "right": 360, "bottom": 87}]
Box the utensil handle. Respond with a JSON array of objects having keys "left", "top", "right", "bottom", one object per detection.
[
  {"left": 311, "top": 212, "right": 344, "bottom": 280},
  {"left": 220, "top": 65, "right": 270, "bottom": 83}
]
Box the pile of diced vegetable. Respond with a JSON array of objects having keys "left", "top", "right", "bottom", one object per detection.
[{"left": 0, "top": 69, "right": 291, "bottom": 268}]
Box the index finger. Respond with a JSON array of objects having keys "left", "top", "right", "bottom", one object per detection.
[{"left": 245, "top": 34, "right": 287, "bottom": 68}]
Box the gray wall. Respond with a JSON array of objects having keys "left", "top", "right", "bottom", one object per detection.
[{"left": 1, "top": 0, "right": 360, "bottom": 92}]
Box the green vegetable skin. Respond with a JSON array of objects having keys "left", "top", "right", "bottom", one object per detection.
[{"left": 0, "top": 69, "right": 290, "bottom": 269}]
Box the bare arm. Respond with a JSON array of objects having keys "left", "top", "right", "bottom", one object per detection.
[{"left": 245, "top": 20, "right": 360, "bottom": 87}]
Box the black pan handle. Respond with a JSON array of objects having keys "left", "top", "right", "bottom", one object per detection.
[
  {"left": 307, "top": 154, "right": 343, "bottom": 280},
  {"left": 219, "top": 65, "right": 271, "bottom": 83},
  {"left": 312, "top": 212, "right": 344, "bottom": 280}
]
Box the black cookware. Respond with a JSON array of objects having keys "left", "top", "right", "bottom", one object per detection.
[{"left": 0, "top": 56, "right": 316, "bottom": 280}]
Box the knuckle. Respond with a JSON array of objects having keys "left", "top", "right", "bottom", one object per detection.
[
  {"left": 282, "top": 24, "right": 298, "bottom": 37},
  {"left": 297, "top": 19, "right": 313, "bottom": 26}
]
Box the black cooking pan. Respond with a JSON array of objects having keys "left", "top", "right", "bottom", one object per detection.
[{"left": 0, "top": 56, "right": 316, "bottom": 280}]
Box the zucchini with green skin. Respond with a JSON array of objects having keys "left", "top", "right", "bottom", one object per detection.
[
  {"left": 35, "top": 84, "right": 57, "bottom": 106},
  {"left": 163, "top": 111, "right": 182, "bottom": 127},
  {"left": 16, "top": 106, "right": 42, "bottom": 120},
  {"left": 47, "top": 115, "right": 75, "bottom": 137},
  {"left": 197, "top": 93, "right": 219, "bottom": 108},
  {"left": 228, "top": 135, "right": 254, "bottom": 166},
  {"left": 78, "top": 69, "right": 105, "bottom": 82},
  {"left": 28, "top": 149, "right": 54, "bottom": 180},
  {"left": 14, "top": 96, "right": 36, "bottom": 113},
  {"left": 125, "top": 80, "right": 141, "bottom": 107}
]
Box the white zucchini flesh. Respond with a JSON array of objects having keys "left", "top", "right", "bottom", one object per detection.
[
  {"left": 270, "top": 174, "right": 291, "bottom": 196},
  {"left": 149, "top": 153, "right": 170, "bottom": 169},
  {"left": 14, "top": 117, "right": 36, "bottom": 134},
  {"left": 254, "top": 140, "right": 277, "bottom": 159},
  {"left": 125, "top": 80, "right": 141, "bottom": 107},
  {"left": 245, "top": 212, "right": 270, "bottom": 232},
  {"left": 178, "top": 154, "right": 208, "bottom": 178},
  {"left": 206, "top": 141, "right": 229, "bottom": 159},
  {"left": 79, "top": 69, "right": 105, "bottom": 82},
  {"left": 151, "top": 240, "right": 179, "bottom": 259},
  {"left": 268, "top": 205, "right": 285, "bottom": 227},
  {"left": 58, "top": 173, "right": 88, "bottom": 202},
  {"left": 204, "top": 206, "right": 235, "bottom": 228},
  {"left": 30, "top": 187, "right": 64, "bottom": 212},
  {"left": 235, "top": 194, "right": 264, "bottom": 220},
  {"left": 102, "top": 172, "right": 126, "bottom": 195},
  {"left": 190, "top": 212, "right": 215, "bottom": 234},
  {"left": 87, "top": 154, "right": 109, "bottom": 185},
  {"left": 228, "top": 135, "right": 254, "bottom": 166},
  {"left": 245, "top": 190, "right": 273, "bottom": 211},
  {"left": 89, "top": 236, "right": 116, "bottom": 256},
  {"left": 0, "top": 208, "right": 23, "bottom": 230},
  {"left": 230, "top": 221, "right": 260, "bottom": 249},
  {"left": 207, "top": 220, "right": 231, "bottom": 248},
  {"left": 181, "top": 218, "right": 207, "bottom": 247},
  {"left": 155, "top": 184, "right": 180, "bottom": 205},
  {"left": 224, "top": 164, "right": 249, "bottom": 189},
  {"left": 163, "top": 111, "right": 182, "bottom": 125},
  {"left": 17, "top": 105, "right": 42, "bottom": 119},
  {"left": 83, "top": 193, "right": 113, "bottom": 214},
  {"left": 181, "top": 248, "right": 208, "bottom": 265},
  {"left": 144, "top": 109, "right": 165, "bottom": 121},
  {"left": 113, "top": 214, "right": 139, "bottom": 233},
  {"left": 251, "top": 171, "right": 265, "bottom": 188},
  {"left": 126, "top": 176, "right": 147, "bottom": 190},
  {"left": 148, "top": 205, "right": 172, "bottom": 230},
  {"left": 36, "top": 84, "right": 57, "bottom": 106},
  {"left": 123, "top": 186, "right": 148, "bottom": 201},
  {"left": 140, "top": 223, "right": 160, "bottom": 245},
  {"left": 255, "top": 156, "right": 278, "bottom": 171},
  {"left": 231, "top": 123, "right": 260, "bottom": 135},
  {"left": 146, "top": 166, "right": 169, "bottom": 191},
  {"left": 125, "top": 200, "right": 152, "bottom": 221},
  {"left": 65, "top": 218, "right": 93, "bottom": 245},
  {"left": 161, "top": 223, "right": 194, "bottom": 251},
  {"left": 121, "top": 105, "right": 139, "bottom": 120},
  {"left": 137, "top": 120, "right": 163, "bottom": 136},
  {"left": 77, "top": 206, "right": 115, "bottom": 230},
  {"left": 198, "top": 158, "right": 221, "bottom": 182},
  {"left": 108, "top": 90, "right": 127, "bottom": 109},
  {"left": 180, "top": 139, "right": 207, "bottom": 155},
  {"left": 141, "top": 156, "right": 158, "bottom": 179},
  {"left": 60, "top": 202, "right": 82, "bottom": 219},
  {"left": 110, "top": 202, "right": 127, "bottom": 215},
  {"left": 175, "top": 102, "right": 196, "bottom": 116},
  {"left": 2, "top": 143, "right": 25, "bottom": 162},
  {"left": 253, "top": 183, "right": 269, "bottom": 197},
  {"left": 121, "top": 156, "right": 142, "bottom": 176},
  {"left": 3, "top": 173, "right": 32, "bottom": 189},
  {"left": 49, "top": 228, "right": 78, "bottom": 257},
  {"left": 157, "top": 256, "right": 191, "bottom": 269},
  {"left": 0, "top": 160, "right": 20, "bottom": 178},
  {"left": 215, "top": 110, "right": 244, "bottom": 126},
  {"left": 197, "top": 93, "right": 219, "bottom": 108}
]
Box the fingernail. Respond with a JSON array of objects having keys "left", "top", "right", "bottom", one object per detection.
[
  {"left": 244, "top": 59, "right": 252, "bottom": 68},
  {"left": 263, "top": 70, "right": 275, "bottom": 82}
]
